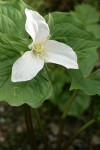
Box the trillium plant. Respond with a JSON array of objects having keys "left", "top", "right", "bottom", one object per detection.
[
  {"left": 0, "top": 0, "right": 100, "bottom": 150},
  {"left": 11, "top": 8, "right": 78, "bottom": 82}
]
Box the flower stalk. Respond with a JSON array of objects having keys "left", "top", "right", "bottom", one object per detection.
[
  {"left": 57, "top": 90, "right": 78, "bottom": 150},
  {"left": 62, "top": 119, "right": 95, "bottom": 150},
  {"left": 23, "top": 104, "right": 37, "bottom": 150},
  {"left": 33, "top": 109, "right": 48, "bottom": 150},
  {"left": 62, "top": 90, "right": 78, "bottom": 119}
]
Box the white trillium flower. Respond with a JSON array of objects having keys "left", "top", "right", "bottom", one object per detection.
[{"left": 11, "top": 8, "right": 79, "bottom": 82}]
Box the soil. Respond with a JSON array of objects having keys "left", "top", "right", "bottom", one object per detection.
[{"left": 0, "top": 101, "right": 100, "bottom": 150}]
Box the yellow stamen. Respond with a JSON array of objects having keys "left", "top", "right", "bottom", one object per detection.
[
  {"left": 32, "top": 36, "right": 50, "bottom": 56},
  {"left": 32, "top": 43, "right": 44, "bottom": 56}
]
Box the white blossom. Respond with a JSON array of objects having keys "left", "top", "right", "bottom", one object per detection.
[{"left": 11, "top": 8, "right": 78, "bottom": 82}]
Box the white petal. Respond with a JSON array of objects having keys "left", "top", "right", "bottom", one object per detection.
[
  {"left": 11, "top": 51, "right": 44, "bottom": 82},
  {"left": 44, "top": 40, "right": 79, "bottom": 69},
  {"left": 25, "top": 8, "right": 46, "bottom": 22},
  {"left": 25, "top": 8, "right": 50, "bottom": 44},
  {"left": 34, "top": 22, "right": 50, "bottom": 43},
  {"left": 25, "top": 8, "right": 38, "bottom": 42}
]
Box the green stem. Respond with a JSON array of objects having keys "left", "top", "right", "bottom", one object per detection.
[
  {"left": 62, "top": 90, "right": 78, "bottom": 119},
  {"left": 57, "top": 119, "right": 65, "bottom": 150},
  {"left": 57, "top": 90, "right": 78, "bottom": 150},
  {"left": 62, "top": 119, "right": 95, "bottom": 150},
  {"left": 24, "top": 104, "right": 37, "bottom": 150},
  {"left": 33, "top": 109, "right": 48, "bottom": 150}
]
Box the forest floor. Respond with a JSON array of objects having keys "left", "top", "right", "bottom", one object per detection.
[{"left": 0, "top": 101, "right": 100, "bottom": 150}]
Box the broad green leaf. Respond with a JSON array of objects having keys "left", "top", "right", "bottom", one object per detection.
[
  {"left": 51, "top": 88, "right": 90, "bottom": 117},
  {"left": 87, "top": 24, "right": 100, "bottom": 38},
  {"left": 0, "top": 1, "right": 52, "bottom": 108},
  {"left": 50, "top": 67, "right": 71, "bottom": 101},
  {"left": 69, "top": 70, "right": 100, "bottom": 96},
  {"left": 68, "top": 91, "right": 90, "bottom": 117},
  {"left": 45, "top": 12, "right": 100, "bottom": 77},
  {"left": 0, "top": 0, "right": 31, "bottom": 38},
  {"left": 72, "top": 4, "right": 100, "bottom": 38},
  {"left": 50, "top": 67, "right": 90, "bottom": 118},
  {"left": 0, "top": 33, "right": 52, "bottom": 108},
  {"left": 79, "top": 49, "right": 98, "bottom": 77},
  {"left": 72, "top": 4, "right": 100, "bottom": 24},
  {"left": 24, "top": 0, "right": 43, "bottom": 9}
]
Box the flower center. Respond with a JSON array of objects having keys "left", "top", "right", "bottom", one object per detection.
[
  {"left": 32, "top": 36, "right": 50, "bottom": 56},
  {"left": 32, "top": 43, "right": 44, "bottom": 56}
]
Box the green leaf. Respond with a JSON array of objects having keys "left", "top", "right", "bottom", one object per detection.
[
  {"left": 0, "top": 1, "right": 52, "bottom": 108},
  {"left": 79, "top": 49, "right": 98, "bottom": 77},
  {"left": 72, "top": 4, "right": 100, "bottom": 24},
  {"left": 45, "top": 12, "right": 100, "bottom": 77},
  {"left": 72, "top": 4, "right": 100, "bottom": 38},
  {"left": 0, "top": 0, "right": 31, "bottom": 38},
  {"left": 51, "top": 88, "right": 90, "bottom": 118},
  {"left": 50, "top": 67, "right": 90, "bottom": 118},
  {"left": 0, "top": 33, "right": 52, "bottom": 108},
  {"left": 68, "top": 91, "right": 90, "bottom": 117},
  {"left": 87, "top": 24, "right": 100, "bottom": 38},
  {"left": 69, "top": 70, "right": 100, "bottom": 96},
  {"left": 50, "top": 67, "right": 71, "bottom": 101}
]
